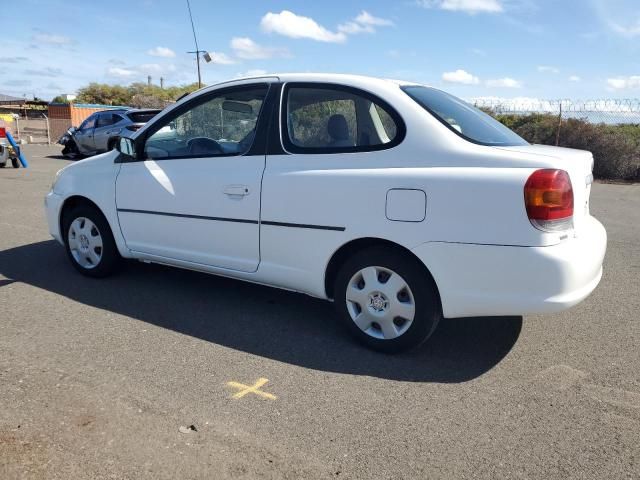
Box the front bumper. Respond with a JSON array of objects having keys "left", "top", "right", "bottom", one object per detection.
[
  {"left": 44, "top": 191, "right": 64, "bottom": 244},
  {"left": 412, "top": 216, "right": 607, "bottom": 318}
]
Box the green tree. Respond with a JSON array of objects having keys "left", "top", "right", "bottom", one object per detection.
[
  {"left": 75, "top": 82, "right": 200, "bottom": 107},
  {"left": 51, "top": 95, "right": 70, "bottom": 104}
]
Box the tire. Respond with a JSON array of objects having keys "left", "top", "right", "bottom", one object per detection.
[
  {"left": 0, "top": 162, "right": 5, "bottom": 168},
  {"left": 62, "top": 140, "right": 81, "bottom": 159},
  {"left": 334, "top": 246, "right": 441, "bottom": 353},
  {"left": 62, "top": 204, "right": 121, "bottom": 278}
]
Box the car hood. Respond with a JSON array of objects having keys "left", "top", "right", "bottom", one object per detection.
[{"left": 61, "top": 150, "right": 118, "bottom": 174}]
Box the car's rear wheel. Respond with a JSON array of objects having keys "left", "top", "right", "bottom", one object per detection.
[
  {"left": 62, "top": 204, "right": 121, "bottom": 278},
  {"left": 334, "top": 246, "right": 441, "bottom": 353}
]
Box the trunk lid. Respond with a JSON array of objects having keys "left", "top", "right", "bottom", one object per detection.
[{"left": 496, "top": 145, "right": 594, "bottom": 235}]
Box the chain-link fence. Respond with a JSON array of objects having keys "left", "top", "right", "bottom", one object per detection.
[
  {"left": 471, "top": 98, "right": 640, "bottom": 125},
  {"left": 470, "top": 98, "right": 640, "bottom": 180},
  {"left": 0, "top": 114, "right": 75, "bottom": 145}
]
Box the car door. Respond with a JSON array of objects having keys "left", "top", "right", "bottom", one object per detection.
[
  {"left": 74, "top": 114, "right": 97, "bottom": 152},
  {"left": 115, "top": 83, "right": 271, "bottom": 272},
  {"left": 93, "top": 113, "right": 117, "bottom": 151}
]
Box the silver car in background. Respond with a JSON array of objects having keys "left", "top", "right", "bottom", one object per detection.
[{"left": 61, "top": 108, "right": 160, "bottom": 157}]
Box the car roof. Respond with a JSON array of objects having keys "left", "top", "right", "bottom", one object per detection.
[
  {"left": 125, "top": 108, "right": 162, "bottom": 113},
  {"left": 200, "top": 73, "right": 423, "bottom": 93}
]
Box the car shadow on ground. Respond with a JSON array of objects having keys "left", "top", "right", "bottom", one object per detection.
[{"left": 0, "top": 241, "right": 522, "bottom": 383}]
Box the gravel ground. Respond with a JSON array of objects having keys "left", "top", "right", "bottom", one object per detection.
[{"left": 0, "top": 145, "right": 639, "bottom": 479}]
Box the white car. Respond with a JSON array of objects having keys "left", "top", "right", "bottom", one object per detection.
[{"left": 45, "top": 73, "right": 607, "bottom": 352}]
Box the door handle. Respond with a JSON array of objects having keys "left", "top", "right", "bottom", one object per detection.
[{"left": 224, "top": 185, "right": 250, "bottom": 196}]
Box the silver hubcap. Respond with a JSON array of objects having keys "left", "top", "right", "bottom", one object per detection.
[
  {"left": 345, "top": 266, "right": 416, "bottom": 340},
  {"left": 68, "top": 217, "right": 103, "bottom": 269}
]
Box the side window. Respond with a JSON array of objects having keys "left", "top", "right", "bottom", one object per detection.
[
  {"left": 111, "top": 114, "right": 124, "bottom": 125},
  {"left": 97, "top": 113, "right": 114, "bottom": 128},
  {"left": 79, "top": 114, "right": 97, "bottom": 130},
  {"left": 144, "top": 85, "right": 268, "bottom": 160},
  {"left": 284, "top": 85, "right": 403, "bottom": 153}
]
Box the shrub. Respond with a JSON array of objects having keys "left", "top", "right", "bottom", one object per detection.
[{"left": 492, "top": 113, "right": 640, "bottom": 181}]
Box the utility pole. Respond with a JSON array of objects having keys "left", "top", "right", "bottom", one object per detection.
[
  {"left": 186, "top": 0, "right": 203, "bottom": 88},
  {"left": 160, "top": 77, "right": 164, "bottom": 89},
  {"left": 147, "top": 75, "right": 152, "bottom": 87}
]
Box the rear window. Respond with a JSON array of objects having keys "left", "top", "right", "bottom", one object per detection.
[
  {"left": 126, "top": 111, "right": 160, "bottom": 123},
  {"left": 402, "top": 86, "right": 528, "bottom": 146}
]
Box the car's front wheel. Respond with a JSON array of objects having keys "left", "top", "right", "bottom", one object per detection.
[
  {"left": 334, "top": 246, "right": 441, "bottom": 353},
  {"left": 62, "top": 204, "right": 121, "bottom": 278}
]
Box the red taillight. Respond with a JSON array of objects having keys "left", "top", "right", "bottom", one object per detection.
[
  {"left": 0, "top": 127, "right": 6, "bottom": 138},
  {"left": 524, "top": 169, "right": 574, "bottom": 231}
]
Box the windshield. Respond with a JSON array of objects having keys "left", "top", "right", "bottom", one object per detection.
[{"left": 402, "top": 86, "right": 528, "bottom": 146}]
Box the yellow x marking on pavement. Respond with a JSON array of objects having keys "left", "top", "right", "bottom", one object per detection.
[{"left": 226, "top": 378, "right": 277, "bottom": 400}]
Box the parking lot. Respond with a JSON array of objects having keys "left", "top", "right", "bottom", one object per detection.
[{"left": 0, "top": 145, "right": 638, "bottom": 479}]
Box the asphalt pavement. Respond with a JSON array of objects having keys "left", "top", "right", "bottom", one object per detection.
[{"left": 1, "top": 145, "right": 639, "bottom": 479}]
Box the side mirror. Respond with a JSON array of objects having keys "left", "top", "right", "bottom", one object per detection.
[{"left": 117, "top": 137, "right": 136, "bottom": 158}]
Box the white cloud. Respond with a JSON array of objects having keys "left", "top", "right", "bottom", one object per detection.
[
  {"left": 261, "top": 10, "right": 347, "bottom": 43},
  {"left": 592, "top": 1, "right": 640, "bottom": 38},
  {"left": 417, "top": 0, "right": 503, "bottom": 14},
  {"left": 568, "top": 75, "right": 582, "bottom": 82},
  {"left": 107, "top": 67, "right": 137, "bottom": 78},
  {"left": 609, "top": 19, "right": 640, "bottom": 38},
  {"left": 106, "top": 63, "right": 176, "bottom": 79},
  {"left": 206, "top": 52, "right": 238, "bottom": 65},
  {"left": 442, "top": 69, "right": 480, "bottom": 85},
  {"left": 147, "top": 46, "right": 176, "bottom": 58},
  {"left": 338, "top": 11, "right": 394, "bottom": 34},
  {"left": 537, "top": 65, "right": 559, "bottom": 74},
  {"left": 486, "top": 77, "right": 522, "bottom": 88},
  {"left": 607, "top": 76, "right": 640, "bottom": 90},
  {"left": 235, "top": 69, "right": 269, "bottom": 78},
  {"left": 32, "top": 32, "right": 72, "bottom": 45},
  {"left": 470, "top": 48, "right": 487, "bottom": 56},
  {"left": 0, "top": 56, "right": 28, "bottom": 63},
  {"left": 23, "top": 67, "right": 62, "bottom": 78},
  {"left": 230, "top": 37, "right": 287, "bottom": 60},
  {"left": 356, "top": 11, "right": 394, "bottom": 26},
  {"left": 138, "top": 63, "right": 176, "bottom": 74}
]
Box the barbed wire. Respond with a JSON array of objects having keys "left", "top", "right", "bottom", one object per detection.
[{"left": 469, "top": 98, "right": 640, "bottom": 124}]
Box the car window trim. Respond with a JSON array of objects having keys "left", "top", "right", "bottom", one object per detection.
[
  {"left": 280, "top": 82, "right": 406, "bottom": 155},
  {"left": 120, "top": 82, "right": 272, "bottom": 163}
]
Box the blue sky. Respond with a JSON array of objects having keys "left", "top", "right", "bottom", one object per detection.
[{"left": 3, "top": 0, "right": 640, "bottom": 100}]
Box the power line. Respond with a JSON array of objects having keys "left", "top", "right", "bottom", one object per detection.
[{"left": 186, "top": 0, "right": 202, "bottom": 88}]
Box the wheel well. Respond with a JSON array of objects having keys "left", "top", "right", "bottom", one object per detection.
[
  {"left": 59, "top": 196, "right": 103, "bottom": 239},
  {"left": 324, "top": 237, "right": 440, "bottom": 301}
]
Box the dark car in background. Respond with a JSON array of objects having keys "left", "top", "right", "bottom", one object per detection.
[{"left": 60, "top": 108, "right": 160, "bottom": 157}]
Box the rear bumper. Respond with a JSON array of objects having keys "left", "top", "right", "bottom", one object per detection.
[
  {"left": 44, "top": 191, "right": 64, "bottom": 244},
  {"left": 412, "top": 216, "right": 607, "bottom": 318}
]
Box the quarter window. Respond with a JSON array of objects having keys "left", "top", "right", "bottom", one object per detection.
[
  {"left": 284, "top": 85, "right": 403, "bottom": 154},
  {"left": 144, "top": 85, "right": 268, "bottom": 160}
]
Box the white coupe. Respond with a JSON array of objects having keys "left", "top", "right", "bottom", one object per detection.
[{"left": 45, "top": 74, "right": 607, "bottom": 352}]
